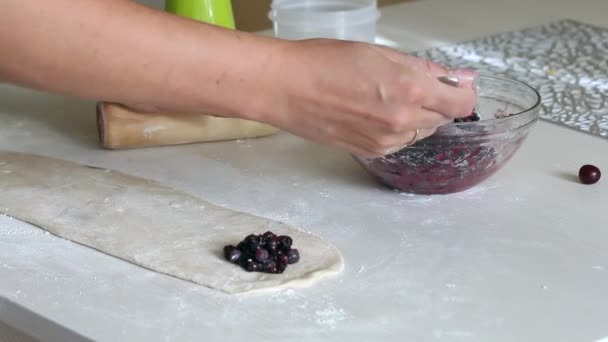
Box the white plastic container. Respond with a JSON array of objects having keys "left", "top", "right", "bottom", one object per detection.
[{"left": 268, "top": 0, "right": 380, "bottom": 43}]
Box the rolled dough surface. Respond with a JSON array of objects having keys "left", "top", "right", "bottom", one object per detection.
[{"left": 0, "top": 151, "right": 343, "bottom": 294}]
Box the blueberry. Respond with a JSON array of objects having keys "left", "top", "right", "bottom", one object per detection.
[
  {"left": 262, "top": 231, "right": 276, "bottom": 242},
  {"left": 579, "top": 164, "right": 601, "bottom": 184},
  {"left": 266, "top": 237, "right": 279, "bottom": 251},
  {"left": 239, "top": 237, "right": 262, "bottom": 255},
  {"left": 276, "top": 261, "right": 287, "bottom": 273},
  {"left": 255, "top": 248, "right": 270, "bottom": 262},
  {"left": 244, "top": 234, "right": 258, "bottom": 242},
  {"left": 231, "top": 250, "right": 244, "bottom": 263},
  {"left": 287, "top": 249, "right": 300, "bottom": 264},
  {"left": 244, "top": 259, "right": 262, "bottom": 272},
  {"left": 223, "top": 245, "right": 235, "bottom": 259},
  {"left": 454, "top": 111, "right": 480, "bottom": 123},
  {"left": 236, "top": 241, "right": 249, "bottom": 253},
  {"left": 278, "top": 236, "right": 292, "bottom": 251},
  {"left": 263, "top": 261, "right": 278, "bottom": 273},
  {"left": 239, "top": 256, "right": 252, "bottom": 266},
  {"left": 223, "top": 245, "right": 242, "bottom": 263},
  {"left": 276, "top": 254, "right": 289, "bottom": 265},
  {"left": 244, "top": 234, "right": 259, "bottom": 245}
]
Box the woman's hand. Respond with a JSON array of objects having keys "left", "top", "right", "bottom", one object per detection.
[{"left": 259, "top": 39, "right": 477, "bottom": 158}]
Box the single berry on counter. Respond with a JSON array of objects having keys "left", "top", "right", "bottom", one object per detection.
[{"left": 579, "top": 164, "right": 601, "bottom": 184}]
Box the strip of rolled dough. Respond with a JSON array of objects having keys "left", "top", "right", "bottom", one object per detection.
[{"left": 0, "top": 151, "right": 344, "bottom": 295}]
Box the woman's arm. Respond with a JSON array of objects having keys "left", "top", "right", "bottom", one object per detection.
[
  {"left": 0, "top": 0, "right": 282, "bottom": 120},
  {"left": 0, "top": 0, "right": 476, "bottom": 157}
]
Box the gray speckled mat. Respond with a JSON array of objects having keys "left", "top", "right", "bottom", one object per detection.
[{"left": 412, "top": 19, "right": 608, "bottom": 139}]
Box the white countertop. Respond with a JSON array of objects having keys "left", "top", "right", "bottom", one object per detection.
[{"left": 2, "top": 0, "right": 608, "bottom": 341}]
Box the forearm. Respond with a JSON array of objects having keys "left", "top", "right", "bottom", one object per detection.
[{"left": 0, "top": 0, "right": 284, "bottom": 120}]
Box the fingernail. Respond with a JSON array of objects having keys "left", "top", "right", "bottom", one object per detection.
[{"left": 448, "top": 68, "right": 478, "bottom": 89}]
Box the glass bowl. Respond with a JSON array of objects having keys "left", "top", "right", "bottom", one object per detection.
[{"left": 353, "top": 74, "right": 542, "bottom": 195}]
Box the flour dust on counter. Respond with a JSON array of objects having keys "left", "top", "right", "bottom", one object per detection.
[{"left": 0, "top": 151, "right": 344, "bottom": 294}]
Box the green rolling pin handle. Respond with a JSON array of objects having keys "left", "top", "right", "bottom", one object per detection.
[{"left": 165, "top": 0, "right": 235, "bottom": 29}]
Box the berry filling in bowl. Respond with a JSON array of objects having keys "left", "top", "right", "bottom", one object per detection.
[{"left": 354, "top": 74, "right": 542, "bottom": 195}]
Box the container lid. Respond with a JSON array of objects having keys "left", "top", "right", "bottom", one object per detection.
[{"left": 269, "top": 0, "right": 380, "bottom": 27}]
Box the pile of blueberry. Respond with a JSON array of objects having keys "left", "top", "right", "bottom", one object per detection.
[
  {"left": 453, "top": 111, "right": 481, "bottom": 123},
  {"left": 223, "top": 231, "right": 300, "bottom": 274}
]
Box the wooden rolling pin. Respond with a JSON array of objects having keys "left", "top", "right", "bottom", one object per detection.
[{"left": 96, "top": 102, "right": 279, "bottom": 150}]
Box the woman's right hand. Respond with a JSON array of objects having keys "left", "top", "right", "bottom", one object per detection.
[{"left": 256, "top": 39, "right": 477, "bottom": 158}]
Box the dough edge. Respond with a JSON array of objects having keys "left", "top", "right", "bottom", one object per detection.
[{"left": 0, "top": 150, "right": 345, "bottom": 295}]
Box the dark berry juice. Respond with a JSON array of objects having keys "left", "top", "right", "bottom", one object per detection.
[{"left": 355, "top": 134, "right": 527, "bottom": 194}]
